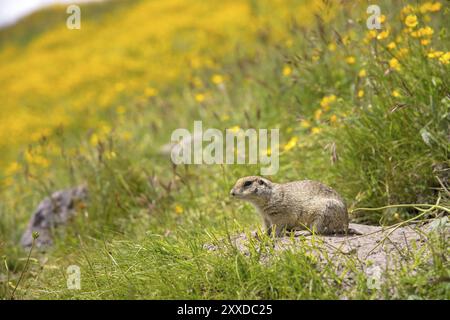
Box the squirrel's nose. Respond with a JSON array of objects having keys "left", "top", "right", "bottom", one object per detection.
[{"left": 230, "top": 190, "right": 236, "bottom": 197}]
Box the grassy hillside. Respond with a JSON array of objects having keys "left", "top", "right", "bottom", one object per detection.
[{"left": 0, "top": 0, "right": 449, "bottom": 299}]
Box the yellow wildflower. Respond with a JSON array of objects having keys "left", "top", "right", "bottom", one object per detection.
[
  {"left": 358, "top": 69, "right": 367, "bottom": 77},
  {"left": 229, "top": 125, "right": 240, "bottom": 133},
  {"left": 195, "top": 93, "right": 205, "bottom": 102},
  {"left": 387, "top": 42, "right": 396, "bottom": 50},
  {"left": 90, "top": 133, "right": 99, "bottom": 146},
  {"left": 397, "top": 48, "right": 409, "bottom": 57},
  {"left": 378, "top": 15, "right": 386, "bottom": 24},
  {"left": 300, "top": 120, "right": 311, "bottom": 128},
  {"left": 314, "top": 109, "right": 323, "bottom": 121},
  {"left": 401, "top": 5, "right": 415, "bottom": 16},
  {"left": 330, "top": 115, "right": 338, "bottom": 124},
  {"left": 439, "top": 52, "right": 450, "bottom": 65},
  {"left": 192, "top": 77, "right": 203, "bottom": 88},
  {"left": 420, "top": 2, "right": 442, "bottom": 13},
  {"left": 392, "top": 89, "right": 401, "bottom": 98},
  {"left": 116, "top": 105, "right": 126, "bottom": 115},
  {"left": 389, "top": 58, "right": 401, "bottom": 71},
  {"left": 320, "top": 94, "right": 337, "bottom": 110},
  {"left": 328, "top": 43, "right": 336, "bottom": 52},
  {"left": 285, "top": 38, "right": 293, "bottom": 48},
  {"left": 367, "top": 30, "right": 378, "bottom": 40},
  {"left": 311, "top": 127, "right": 321, "bottom": 135},
  {"left": 114, "top": 82, "right": 125, "bottom": 92},
  {"left": 105, "top": 151, "right": 117, "bottom": 160},
  {"left": 377, "top": 30, "right": 389, "bottom": 40},
  {"left": 419, "top": 26, "right": 434, "bottom": 37},
  {"left": 405, "top": 15, "right": 418, "bottom": 28},
  {"left": 212, "top": 74, "right": 224, "bottom": 85},
  {"left": 145, "top": 87, "right": 158, "bottom": 97},
  {"left": 121, "top": 131, "right": 132, "bottom": 141},
  {"left": 427, "top": 50, "right": 444, "bottom": 58},
  {"left": 5, "top": 162, "right": 21, "bottom": 175},
  {"left": 282, "top": 65, "right": 292, "bottom": 76},
  {"left": 175, "top": 205, "right": 184, "bottom": 215},
  {"left": 345, "top": 56, "right": 356, "bottom": 65},
  {"left": 357, "top": 90, "right": 364, "bottom": 98},
  {"left": 284, "top": 136, "right": 299, "bottom": 152},
  {"left": 421, "top": 39, "right": 430, "bottom": 46}
]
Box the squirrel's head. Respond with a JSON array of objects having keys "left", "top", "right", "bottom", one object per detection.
[{"left": 230, "top": 176, "right": 273, "bottom": 204}]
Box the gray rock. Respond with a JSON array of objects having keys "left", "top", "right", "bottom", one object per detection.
[{"left": 20, "top": 185, "right": 88, "bottom": 248}]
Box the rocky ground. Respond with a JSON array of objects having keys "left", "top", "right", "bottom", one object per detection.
[{"left": 204, "top": 218, "right": 449, "bottom": 291}]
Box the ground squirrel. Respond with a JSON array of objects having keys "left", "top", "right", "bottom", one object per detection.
[{"left": 230, "top": 176, "right": 353, "bottom": 237}]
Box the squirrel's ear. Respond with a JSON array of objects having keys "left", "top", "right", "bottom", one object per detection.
[{"left": 258, "top": 178, "right": 266, "bottom": 186}]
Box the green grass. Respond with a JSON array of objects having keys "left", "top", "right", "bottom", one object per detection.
[{"left": 0, "top": 0, "right": 449, "bottom": 299}]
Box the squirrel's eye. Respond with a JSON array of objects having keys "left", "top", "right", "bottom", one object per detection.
[
  {"left": 258, "top": 180, "right": 264, "bottom": 185},
  {"left": 243, "top": 181, "right": 252, "bottom": 188}
]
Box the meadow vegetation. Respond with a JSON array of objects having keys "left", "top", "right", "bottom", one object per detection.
[{"left": 0, "top": 0, "right": 448, "bottom": 299}]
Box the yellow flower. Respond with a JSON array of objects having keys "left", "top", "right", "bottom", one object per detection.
[
  {"left": 412, "top": 26, "right": 434, "bottom": 38},
  {"left": 392, "top": 89, "right": 401, "bottom": 98},
  {"left": 327, "top": 43, "right": 336, "bottom": 52},
  {"left": 114, "top": 82, "right": 125, "bottom": 92},
  {"left": 389, "top": 58, "right": 401, "bottom": 71},
  {"left": 229, "top": 125, "right": 240, "bottom": 133},
  {"left": 439, "top": 52, "right": 450, "bottom": 65},
  {"left": 285, "top": 38, "right": 293, "bottom": 48},
  {"left": 90, "top": 133, "right": 99, "bottom": 146},
  {"left": 405, "top": 15, "right": 418, "bottom": 28},
  {"left": 284, "top": 136, "right": 299, "bottom": 151},
  {"left": 418, "top": 26, "right": 434, "bottom": 37},
  {"left": 320, "top": 94, "right": 337, "bottom": 110},
  {"left": 282, "top": 65, "right": 292, "bottom": 76},
  {"left": 195, "top": 93, "right": 205, "bottom": 102},
  {"left": 397, "top": 48, "right": 409, "bottom": 57},
  {"left": 105, "top": 151, "right": 117, "bottom": 160},
  {"left": 430, "top": 2, "right": 442, "bottom": 11},
  {"left": 420, "top": 39, "right": 430, "bottom": 46},
  {"left": 121, "top": 131, "right": 132, "bottom": 141},
  {"left": 212, "top": 74, "right": 224, "bottom": 85},
  {"left": 26, "top": 153, "right": 50, "bottom": 168},
  {"left": 345, "top": 56, "right": 356, "bottom": 65},
  {"left": 420, "top": 2, "right": 442, "bottom": 13},
  {"left": 300, "top": 120, "right": 311, "bottom": 128},
  {"left": 311, "top": 127, "right": 321, "bottom": 135},
  {"left": 367, "top": 30, "right": 378, "bottom": 40},
  {"left": 357, "top": 90, "right": 364, "bottom": 98},
  {"left": 358, "top": 69, "right": 367, "bottom": 77},
  {"left": 401, "top": 5, "right": 415, "bottom": 16},
  {"left": 145, "top": 87, "right": 158, "bottom": 97},
  {"left": 5, "top": 162, "right": 21, "bottom": 175},
  {"left": 427, "top": 50, "right": 444, "bottom": 58},
  {"left": 175, "top": 205, "right": 184, "bottom": 214},
  {"left": 312, "top": 54, "right": 320, "bottom": 62},
  {"left": 378, "top": 15, "right": 386, "bottom": 23},
  {"left": 116, "top": 105, "right": 126, "bottom": 115},
  {"left": 377, "top": 30, "right": 389, "bottom": 40},
  {"left": 192, "top": 76, "right": 203, "bottom": 88},
  {"left": 342, "top": 35, "right": 350, "bottom": 46},
  {"left": 330, "top": 115, "right": 338, "bottom": 124},
  {"left": 387, "top": 42, "right": 396, "bottom": 50}
]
